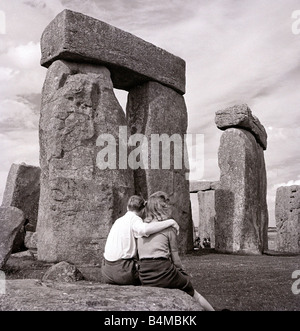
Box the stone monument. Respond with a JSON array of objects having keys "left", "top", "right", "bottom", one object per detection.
[
  {"left": 190, "top": 181, "right": 219, "bottom": 249},
  {"left": 275, "top": 185, "right": 300, "bottom": 254},
  {"left": 37, "top": 10, "right": 193, "bottom": 270},
  {"left": 214, "top": 104, "right": 269, "bottom": 254}
]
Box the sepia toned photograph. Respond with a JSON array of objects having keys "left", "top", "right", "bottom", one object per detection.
[{"left": 0, "top": 0, "right": 299, "bottom": 315}]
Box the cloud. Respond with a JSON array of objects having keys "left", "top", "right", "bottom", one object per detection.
[
  {"left": 0, "top": 129, "right": 39, "bottom": 203},
  {"left": 0, "top": 98, "right": 39, "bottom": 130},
  {"left": 0, "top": 42, "right": 46, "bottom": 97},
  {"left": 1, "top": 41, "right": 41, "bottom": 69},
  {"left": 274, "top": 180, "right": 300, "bottom": 190}
]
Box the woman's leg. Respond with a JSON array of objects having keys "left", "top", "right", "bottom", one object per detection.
[{"left": 193, "top": 290, "right": 215, "bottom": 311}]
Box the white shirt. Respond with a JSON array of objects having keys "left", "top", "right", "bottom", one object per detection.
[{"left": 103, "top": 211, "right": 148, "bottom": 261}]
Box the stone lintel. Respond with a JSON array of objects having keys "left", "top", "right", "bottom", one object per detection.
[
  {"left": 40, "top": 9, "right": 186, "bottom": 94},
  {"left": 215, "top": 104, "right": 267, "bottom": 150},
  {"left": 189, "top": 181, "right": 220, "bottom": 193}
]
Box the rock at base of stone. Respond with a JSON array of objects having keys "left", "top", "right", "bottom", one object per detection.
[
  {"left": 0, "top": 206, "right": 25, "bottom": 269},
  {"left": 24, "top": 231, "right": 38, "bottom": 254},
  {"left": 275, "top": 185, "right": 300, "bottom": 254},
  {"left": 42, "top": 261, "right": 84, "bottom": 282},
  {"left": 215, "top": 128, "right": 269, "bottom": 255}
]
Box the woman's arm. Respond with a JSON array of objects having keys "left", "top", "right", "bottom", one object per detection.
[
  {"left": 168, "top": 228, "right": 185, "bottom": 270},
  {"left": 133, "top": 219, "right": 180, "bottom": 238}
]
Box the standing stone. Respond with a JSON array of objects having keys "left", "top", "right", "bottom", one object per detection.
[
  {"left": 215, "top": 127, "right": 269, "bottom": 254},
  {"left": 0, "top": 206, "right": 25, "bottom": 269},
  {"left": 37, "top": 60, "right": 134, "bottom": 265},
  {"left": 127, "top": 82, "right": 193, "bottom": 253},
  {"left": 197, "top": 183, "right": 219, "bottom": 249},
  {"left": 215, "top": 105, "right": 269, "bottom": 254},
  {"left": 1, "top": 163, "right": 40, "bottom": 239},
  {"left": 275, "top": 185, "right": 300, "bottom": 253}
]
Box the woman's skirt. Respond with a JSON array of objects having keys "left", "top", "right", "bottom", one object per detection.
[{"left": 138, "top": 258, "right": 195, "bottom": 296}]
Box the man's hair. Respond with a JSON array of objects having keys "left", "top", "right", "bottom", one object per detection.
[
  {"left": 145, "top": 191, "right": 172, "bottom": 222},
  {"left": 127, "top": 195, "right": 146, "bottom": 213}
]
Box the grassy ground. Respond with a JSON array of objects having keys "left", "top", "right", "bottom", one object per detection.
[
  {"left": 181, "top": 250, "right": 300, "bottom": 311},
  {"left": 3, "top": 249, "right": 300, "bottom": 311}
]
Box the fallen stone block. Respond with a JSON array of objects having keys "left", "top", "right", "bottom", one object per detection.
[
  {"left": 40, "top": 9, "right": 186, "bottom": 94},
  {"left": 42, "top": 261, "right": 84, "bottom": 282},
  {"left": 0, "top": 279, "right": 203, "bottom": 311},
  {"left": 1, "top": 163, "right": 40, "bottom": 233},
  {"left": 0, "top": 206, "right": 25, "bottom": 269}
]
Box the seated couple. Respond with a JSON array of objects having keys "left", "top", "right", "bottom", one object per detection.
[{"left": 102, "top": 192, "right": 214, "bottom": 311}]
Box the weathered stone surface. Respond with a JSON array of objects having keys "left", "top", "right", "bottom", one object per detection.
[
  {"left": 42, "top": 261, "right": 84, "bottom": 282},
  {"left": 40, "top": 9, "right": 186, "bottom": 94},
  {"left": 190, "top": 181, "right": 219, "bottom": 193},
  {"left": 24, "top": 231, "right": 37, "bottom": 252},
  {"left": 0, "top": 279, "right": 203, "bottom": 311},
  {"left": 0, "top": 207, "right": 25, "bottom": 269},
  {"left": 198, "top": 190, "right": 216, "bottom": 249},
  {"left": 275, "top": 185, "right": 300, "bottom": 254},
  {"left": 1, "top": 163, "right": 40, "bottom": 234},
  {"left": 37, "top": 60, "right": 134, "bottom": 266},
  {"left": 215, "top": 128, "right": 269, "bottom": 254},
  {"left": 126, "top": 82, "right": 193, "bottom": 253},
  {"left": 215, "top": 104, "right": 267, "bottom": 150}
]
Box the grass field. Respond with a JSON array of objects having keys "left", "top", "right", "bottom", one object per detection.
[
  {"left": 181, "top": 250, "right": 300, "bottom": 311},
  {"left": 3, "top": 249, "right": 300, "bottom": 311}
]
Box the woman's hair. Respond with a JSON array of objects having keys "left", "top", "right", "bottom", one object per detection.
[
  {"left": 145, "top": 191, "right": 172, "bottom": 222},
  {"left": 127, "top": 195, "right": 146, "bottom": 213}
]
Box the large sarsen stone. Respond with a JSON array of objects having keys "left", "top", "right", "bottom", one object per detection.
[
  {"left": 126, "top": 82, "right": 193, "bottom": 253},
  {"left": 40, "top": 9, "right": 186, "bottom": 94},
  {"left": 37, "top": 60, "right": 134, "bottom": 265},
  {"left": 215, "top": 128, "right": 269, "bottom": 254}
]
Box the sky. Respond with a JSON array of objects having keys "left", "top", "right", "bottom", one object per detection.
[{"left": 0, "top": 0, "right": 300, "bottom": 227}]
